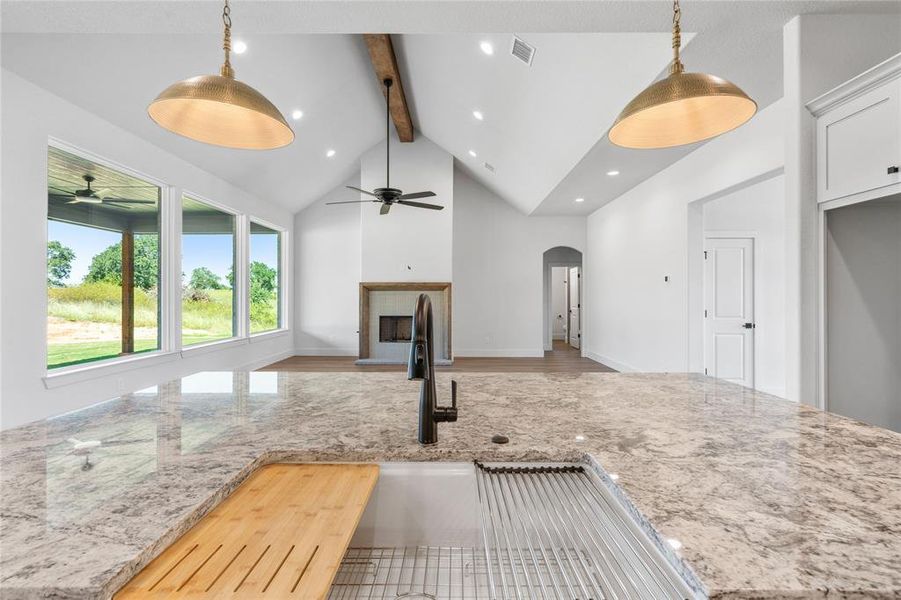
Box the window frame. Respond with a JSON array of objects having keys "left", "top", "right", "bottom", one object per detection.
[
  {"left": 179, "top": 192, "right": 243, "bottom": 350},
  {"left": 42, "top": 139, "right": 290, "bottom": 388},
  {"left": 44, "top": 138, "right": 173, "bottom": 380},
  {"left": 248, "top": 217, "right": 289, "bottom": 338}
]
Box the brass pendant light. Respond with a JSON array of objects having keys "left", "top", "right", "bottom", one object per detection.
[
  {"left": 148, "top": 0, "right": 293, "bottom": 150},
  {"left": 609, "top": 0, "right": 756, "bottom": 149}
]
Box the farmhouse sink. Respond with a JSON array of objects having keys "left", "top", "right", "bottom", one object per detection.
[{"left": 328, "top": 462, "right": 698, "bottom": 600}]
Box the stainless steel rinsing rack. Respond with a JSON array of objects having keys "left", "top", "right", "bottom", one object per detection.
[
  {"left": 328, "top": 462, "right": 697, "bottom": 599},
  {"left": 475, "top": 462, "right": 694, "bottom": 600}
]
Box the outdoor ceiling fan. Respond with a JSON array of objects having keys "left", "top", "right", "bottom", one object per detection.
[
  {"left": 48, "top": 175, "right": 157, "bottom": 209},
  {"left": 327, "top": 78, "right": 442, "bottom": 216}
]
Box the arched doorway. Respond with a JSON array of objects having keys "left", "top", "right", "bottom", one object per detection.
[{"left": 542, "top": 247, "right": 583, "bottom": 353}]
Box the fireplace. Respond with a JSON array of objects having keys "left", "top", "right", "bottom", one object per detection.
[
  {"left": 379, "top": 316, "right": 413, "bottom": 343},
  {"left": 358, "top": 282, "right": 452, "bottom": 363}
]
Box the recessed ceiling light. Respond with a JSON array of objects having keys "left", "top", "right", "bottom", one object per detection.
[
  {"left": 291, "top": 109, "right": 303, "bottom": 120},
  {"left": 233, "top": 40, "right": 247, "bottom": 55},
  {"left": 575, "top": 197, "right": 585, "bottom": 203},
  {"left": 472, "top": 110, "right": 484, "bottom": 121},
  {"left": 574, "top": 434, "right": 585, "bottom": 441},
  {"left": 609, "top": 473, "right": 619, "bottom": 481},
  {"left": 667, "top": 538, "right": 683, "bottom": 551},
  {"left": 606, "top": 170, "right": 620, "bottom": 176},
  {"left": 480, "top": 41, "right": 494, "bottom": 55},
  {"left": 468, "top": 150, "right": 477, "bottom": 157},
  {"left": 326, "top": 149, "right": 336, "bottom": 158}
]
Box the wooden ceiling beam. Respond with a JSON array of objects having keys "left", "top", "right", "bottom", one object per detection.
[{"left": 363, "top": 34, "right": 414, "bottom": 143}]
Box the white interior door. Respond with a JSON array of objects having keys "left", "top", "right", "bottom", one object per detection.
[
  {"left": 704, "top": 238, "right": 754, "bottom": 387},
  {"left": 568, "top": 267, "right": 581, "bottom": 349}
]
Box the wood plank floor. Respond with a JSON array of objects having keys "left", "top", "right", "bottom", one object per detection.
[{"left": 260, "top": 340, "right": 615, "bottom": 373}]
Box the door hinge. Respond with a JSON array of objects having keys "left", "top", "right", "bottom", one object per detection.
[
  {"left": 704, "top": 368, "right": 708, "bottom": 375},
  {"left": 704, "top": 309, "right": 708, "bottom": 318},
  {"left": 704, "top": 250, "right": 708, "bottom": 260}
]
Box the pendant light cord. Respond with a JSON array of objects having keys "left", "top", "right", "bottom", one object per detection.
[
  {"left": 385, "top": 78, "right": 391, "bottom": 188},
  {"left": 221, "top": 0, "right": 235, "bottom": 79},
  {"left": 671, "top": 0, "right": 684, "bottom": 75}
]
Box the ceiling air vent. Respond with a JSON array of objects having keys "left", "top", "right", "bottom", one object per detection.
[
  {"left": 483, "top": 162, "right": 496, "bottom": 173},
  {"left": 511, "top": 36, "right": 535, "bottom": 66}
]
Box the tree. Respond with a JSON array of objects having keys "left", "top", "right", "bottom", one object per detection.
[
  {"left": 250, "top": 261, "right": 277, "bottom": 304},
  {"left": 47, "top": 240, "right": 75, "bottom": 287},
  {"left": 189, "top": 267, "right": 224, "bottom": 290},
  {"left": 85, "top": 235, "right": 159, "bottom": 290}
]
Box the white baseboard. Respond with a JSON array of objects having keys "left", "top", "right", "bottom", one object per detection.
[
  {"left": 454, "top": 348, "right": 544, "bottom": 358},
  {"left": 583, "top": 350, "right": 636, "bottom": 373},
  {"left": 292, "top": 347, "right": 358, "bottom": 356},
  {"left": 239, "top": 349, "right": 295, "bottom": 371}
]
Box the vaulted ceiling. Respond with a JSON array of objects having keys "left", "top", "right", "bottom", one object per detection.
[{"left": 3, "top": 1, "right": 899, "bottom": 216}]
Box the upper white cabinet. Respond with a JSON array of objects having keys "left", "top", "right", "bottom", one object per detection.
[{"left": 809, "top": 54, "right": 901, "bottom": 204}]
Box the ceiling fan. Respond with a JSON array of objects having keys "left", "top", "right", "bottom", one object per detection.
[
  {"left": 48, "top": 175, "right": 157, "bottom": 209},
  {"left": 327, "top": 78, "right": 443, "bottom": 216}
]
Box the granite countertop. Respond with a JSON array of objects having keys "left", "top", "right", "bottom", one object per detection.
[{"left": 1, "top": 371, "right": 900, "bottom": 599}]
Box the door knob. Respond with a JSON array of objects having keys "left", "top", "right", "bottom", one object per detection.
[
  {"left": 889, "top": 166, "right": 900, "bottom": 175},
  {"left": 742, "top": 322, "right": 756, "bottom": 329}
]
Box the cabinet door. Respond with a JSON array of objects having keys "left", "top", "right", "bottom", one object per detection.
[{"left": 818, "top": 79, "right": 901, "bottom": 202}]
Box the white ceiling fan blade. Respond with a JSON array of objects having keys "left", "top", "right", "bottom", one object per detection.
[{"left": 96, "top": 188, "right": 113, "bottom": 199}]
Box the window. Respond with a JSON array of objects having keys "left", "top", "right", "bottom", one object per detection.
[
  {"left": 249, "top": 222, "right": 282, "bottom": 333},
  {"left": 46, "top": 146, "right": 161, "bottom": 369},
  {"left": 181, "top": 196, "right": 236, "bottom": 346}
]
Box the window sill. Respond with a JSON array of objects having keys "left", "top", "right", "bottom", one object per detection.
[
  {"left": 43, "top": 350, "right": 180, "bottom": 389},
  {"left": 180, "top": 337, "right": 246, "bottom": 358},
  {"left": 248, "top": 328, "right": 290, "bottom": 343}
]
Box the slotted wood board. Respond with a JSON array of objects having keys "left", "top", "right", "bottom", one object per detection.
[{"left": 115, "top": 463, "right": 379, "bottom": 599}]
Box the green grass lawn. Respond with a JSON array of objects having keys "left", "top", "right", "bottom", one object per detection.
[
  {"left": 47, "top": 339, "right": 159, "bottom": 369},
  {"left": 47, "top": 283, "right": 278, "bottom": 369}
]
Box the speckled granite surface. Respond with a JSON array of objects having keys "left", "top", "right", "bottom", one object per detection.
[{"left": 1, "top": 371, "right": 899, "bottom": 599}]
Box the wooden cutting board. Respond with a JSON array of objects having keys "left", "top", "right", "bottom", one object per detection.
[{"left": 115, "top": 463, "right": 379, "bottom": 599}]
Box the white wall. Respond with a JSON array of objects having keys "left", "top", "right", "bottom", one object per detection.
[
  {"left": 293, "top": 173, "right": 362, "bottom": 356},
  {"left": 783, "top": 14, "right": 901, "bottom": 405},
  {"left": 360, "top": 134, "right": 453, "bottom": 282},
  {"left": 453, "top": 168, "right": 585, "bottom": 357},
  {"left": 0, "top": 69, "right": 294, "bottom": 428},
  {"left": 551, "top": 267, "right": 567, "bottom": 340},
  {"left": 293, "top": 164, "right": 585, "bottom": 358},
  {"left": 702, "top": 175, "right": 786, "bottom": 397},
  {"left": 585, "top": 99, "right": 784, "bottom": 374},
  {"left": 826, "top": 197, "right": 901, "bottom": 432}
]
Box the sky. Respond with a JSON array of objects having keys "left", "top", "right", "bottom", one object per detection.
[{"left": 48, "top": 221, "right": 279, "bottom": 287}]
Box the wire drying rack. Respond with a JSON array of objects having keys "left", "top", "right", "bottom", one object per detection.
[{"left": 328, "top": 463, "right": 696, "bottom": 600}]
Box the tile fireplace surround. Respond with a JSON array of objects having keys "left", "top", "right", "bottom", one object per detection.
[{"left": 358, "top": 282, "right": 452, "bottom": 363}]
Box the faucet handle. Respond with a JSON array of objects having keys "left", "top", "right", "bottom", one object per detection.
[{"left": 435, "top": 380, "right": 458, "bottom": 423}]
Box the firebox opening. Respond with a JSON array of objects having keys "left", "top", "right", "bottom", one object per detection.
[{"left": 379, "top": 316, "right": 413, "bottom": 343}]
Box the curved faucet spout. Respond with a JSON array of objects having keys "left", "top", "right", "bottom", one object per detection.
[
  {"left": 407, "top": 293, "right": 457, "bottom": 444},
  {"left": 407, "top": 293, "right": 433, "bottom": 381}
]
